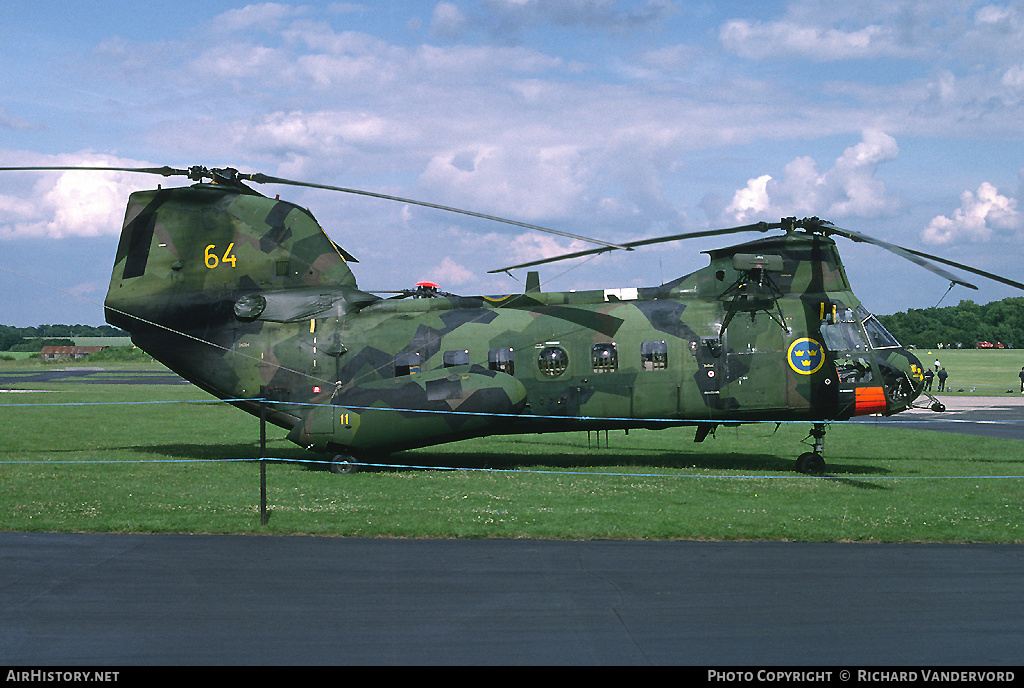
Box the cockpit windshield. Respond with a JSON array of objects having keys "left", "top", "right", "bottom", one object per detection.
[
  {"left": 820, "top": 305, "right": 901, "bottom": 353},
  {"left": 857, "top": 306, "right": 901, "bottom": 349}
]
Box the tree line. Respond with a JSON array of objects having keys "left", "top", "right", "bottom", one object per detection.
[
  {"left": 0, "top": 324, "right": 127, "bottom": 352},
  {"left": 877, "top": 297, "right": 1024, "bottom": 349}
]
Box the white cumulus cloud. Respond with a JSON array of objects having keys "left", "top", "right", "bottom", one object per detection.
[
  {"left": 724, "top": 174, "right": 772, "bottom": 223},
  {"left": 921, "top": 182, "right": 1022, "bottom": 245},
  {"left": 418, "top": 144, "right": 589, "bottom": 222},
  {"left": 0, "top": 153, "right": 151, "bottom": 240},
  {"left": 722, "top": 130, "right": 900, "bottom": 224}
]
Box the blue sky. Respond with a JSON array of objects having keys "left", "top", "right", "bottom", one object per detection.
[{"left": 2, "top": 0, "right": 1024, "bottom": 327}]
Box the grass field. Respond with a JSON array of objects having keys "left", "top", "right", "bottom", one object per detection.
[
  {"left": 913, "top": 348, "right": 1024, "bottom": 395},
  {"left": 1, "top": 355, "right": 1023, "bottom": 542}
]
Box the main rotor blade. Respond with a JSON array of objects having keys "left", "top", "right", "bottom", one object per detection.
[
  {"left": 488, "top": 221, "right": 781, "bottom": 273},
  {"left": 815, "top": 222, "right": 979, "bottom": 290},
  {"left": 240, "top": 172, "right": 630, "bottom": 252},
  {"left": 899, "top": 247, "right": 1024, "bottom": 292},
  {"left": 0, "top": 165, "right": 189, "bottom": 177}
]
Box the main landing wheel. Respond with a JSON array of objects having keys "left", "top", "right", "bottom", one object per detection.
[
  {"left": 796, "top": 452, "right": 825, "bottom": 475},
  {"left": 329, "top": 454, "right": 360, "bottom": 474}
]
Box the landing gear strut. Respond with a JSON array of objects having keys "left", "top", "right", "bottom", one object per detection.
[
  {"left": 796, "top": 423, "right": 826, "bottom": 474},
  {"left": 915, "top": 391, "right": 946, "bottom": 413}
]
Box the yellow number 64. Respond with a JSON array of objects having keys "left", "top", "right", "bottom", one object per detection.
[{"left": 204, "top": 243, "right": 237, "bottom": 269}]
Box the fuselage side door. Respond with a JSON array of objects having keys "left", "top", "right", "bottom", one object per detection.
[
  {"left": 722, "top": 311, "right": 788, "bottom": 412},
  {"left": 630, "top": 337, "right": 686, "bottom": 419}
]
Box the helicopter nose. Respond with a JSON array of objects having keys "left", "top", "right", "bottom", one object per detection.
[
  {"left": 841, "top": 349, "right": 924, "bottom": 418},
  {"left": 880, "top": 349, "right": 925, "bottom": 414}
]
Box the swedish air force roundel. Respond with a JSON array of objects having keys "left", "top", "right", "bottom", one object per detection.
[{"left": 787, "top": 338, "right": 824, "bottom": 375}]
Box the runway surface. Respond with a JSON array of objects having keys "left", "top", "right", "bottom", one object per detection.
[
  {"left": 0, "top": 367, "right": 188, "bottom": 386},
  {"left": 2, "top": 533, "right": 1022, "bottom": 666},
  {"left": 857, "top": 394, "right": 1024, "bottom": 441}
]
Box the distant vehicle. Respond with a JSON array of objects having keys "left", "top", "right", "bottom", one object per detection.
[{"left": 976, "top": 341, "right": 994, "bottom": 348}]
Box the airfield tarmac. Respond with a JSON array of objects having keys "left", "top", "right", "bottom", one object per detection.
[
  {"left": 2, "top": 371, "right": 1023, "bottom": 666},
  {"left": 0, "top": 367, "right": 188, "bottom": 387},
  {"left": 858, "top": 393, "right": 1024, "bottom": 441},
  {"left": 2, "top": 533, "right": 1022, "bottom": 666}
]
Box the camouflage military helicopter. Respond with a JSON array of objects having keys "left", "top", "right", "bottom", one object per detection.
[{"left": 6, "top": 164, "right": 1024, "bottom": 474}]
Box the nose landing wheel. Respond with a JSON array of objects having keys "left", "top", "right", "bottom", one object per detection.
[
  {"left": 796, "top": 423, "right": 827, "bottom": 474},
  {"left": 796, "top": 451, "right": 825, "bottom": 474}
]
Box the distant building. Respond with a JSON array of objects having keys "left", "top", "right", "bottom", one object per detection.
[{"left": 40, "top": 346, "right": 106, "bottom": 362}]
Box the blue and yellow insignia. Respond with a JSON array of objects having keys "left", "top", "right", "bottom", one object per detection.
[{"left": 787, "top": 338, "right": 824, "bottom": 375}]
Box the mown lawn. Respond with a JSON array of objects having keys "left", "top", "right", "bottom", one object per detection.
[{"left": 2, "top": 376, "right": 1022, "bottom": 542}]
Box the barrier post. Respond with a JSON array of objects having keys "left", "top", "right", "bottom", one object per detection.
[{"left": 259, "top": 388, "right": 268, "bottom": 526}]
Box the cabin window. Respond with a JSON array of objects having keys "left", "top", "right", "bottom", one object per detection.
[
  {"left": 395, "top": 351, "right": 421, "bottom": 376},
  {"left": 592, "top": 343, "right": 618, "bottom": 374},
  {"left": 537, "top": 346, "right": 569, "bottom": 378},
  {"left": 488, "top": 347, "right": 514, "bottom": 375},
  {"left": 443, "top": 349, "right": 470, "bottom": 367},
  {"left": 641, "top": 340, "right": 668, "bottom": 371}
]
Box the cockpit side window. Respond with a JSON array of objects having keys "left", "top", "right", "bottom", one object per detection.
[{"left": 821, "top": 321, "right": 866, "bottom": 352}]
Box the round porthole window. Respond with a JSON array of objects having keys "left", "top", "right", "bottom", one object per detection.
[{"left": 537, "top": 346, "right": 569, "bottom": 378}]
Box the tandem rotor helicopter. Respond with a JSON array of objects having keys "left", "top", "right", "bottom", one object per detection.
[{"left": 6, "top": 163, "right": 1024, "bottom": 474}]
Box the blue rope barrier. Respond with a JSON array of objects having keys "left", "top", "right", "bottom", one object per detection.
[{"left": 3, "top": 396, "right": 1024, "bottom": 426}]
